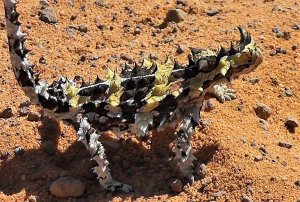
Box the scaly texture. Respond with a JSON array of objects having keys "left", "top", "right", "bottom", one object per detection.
[{"left": 3, "top": 0, "right": 263, "bottom": 193}]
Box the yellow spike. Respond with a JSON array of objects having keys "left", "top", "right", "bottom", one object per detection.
[
  {"left": 139, "top": 96, "right": 163, "bottom": 112},
  {"left": 165, "top": 57, "right": 174, "bottom": 66},
  {"left": 106, "top": 68, "right": 114, "bottom": 80},
  {"left": 142, "top": 58, "right": 153, "bottom": 69},
  {"left": 66, "top": 84, "right": 79, "bottom": 107},
  {"left": 108, "top": 89, "right": 123, "bottom": 107}
]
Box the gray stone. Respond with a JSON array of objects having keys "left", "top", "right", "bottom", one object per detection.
[
  {"left": 272, "top": 5, "right": 285, "bottom": 12},
  {"left": 19, "top": 107, "right": 30, "bottom": 116},
  {"left": 269, "top": 50, "right": 276, "bottom": 56},
  {"left": 278, "top": 141, "right": 293, "bottom": 149},
  {"left": 258, "top": 119, "right": 269, "bottom": 131},
  {"left": 50, "top": 177, "right": 85, "bottom": 198},
  {"left": 176, "top": 44, "right": 185, "bottom": 54},
  {"left": 285, "top": 116, "right": 299, "bottom": 131},
  {"left": 291, "top": 23, "right": 300, "bottom": 30},
  {"left": 254, "top": 156, "right": 263, "bottom": 162},
  {"left": 120, "top": 53, "right": 134, "bottom": 63},
  {"left": 254, "top": 103, "right": 272, "bottom": 120},
  {"left": 242, "top": 195, "right": 253, "bottom": 202},
  {"left": 284, "top": 88, "right": 293, "bottom": 96},
  {"left": 40, "top": 7, "right": 57, "bottom": 23},
  {"left": 195, "top": 162, "right": 206, "bottom": 178},
  {"left": 66, "top": 26, "right": 77, "bottom": 37},
  {"left": 78, "top": 24, "right": 88, "bottom": 33},
  {"left": 0, "top": 107, "right": 14, "bottom": 119},
  {"left": 28, "top": 111, "right": 41, "bottom": 122},
  {"left": 164, "top": 9, "right": 186, "bottom": 23},
  {"left": 95, "top": 0, "right": 107, "bottom": 7},
  {"left": 276, "top": 47, "right": 287, "bottom": 54},
  {"left": 207, "top": 9, "right": 220, "bottom": 16}
]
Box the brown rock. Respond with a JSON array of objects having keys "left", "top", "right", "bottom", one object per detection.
[
  {"left": 164, "top": 9, "right": 186, "bottom": 23},
  {"left": 254, "top": 103, "right": 272, "bottom": 120},
  {"left": 170, "top": 179, "right": 183, "bottom": 192},
  {"left": 50, "top": 177, "right": 85, "bottom": 198}
]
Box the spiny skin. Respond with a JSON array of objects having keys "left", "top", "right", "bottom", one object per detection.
[{"left": 3, "top": 0, "right": 263, "bottom": 193}]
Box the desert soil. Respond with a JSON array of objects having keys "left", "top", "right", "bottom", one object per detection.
[{"left": 0, "top": 0, "right": 300, "bottom": 201}]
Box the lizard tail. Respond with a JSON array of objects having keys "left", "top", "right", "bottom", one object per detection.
[
  {"left": 3, "top": 0, "right": 40, "bottom": 103},
  {"left": 3, "top": 0, "right": 79, "bottom": 118}
]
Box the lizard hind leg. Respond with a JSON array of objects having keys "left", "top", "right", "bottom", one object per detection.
[
  {"left": 172, "top": 115, "right": 197, "bottom": 184},
  {"left": 76, "top": 115, "right": 133, "bottom": 193}
]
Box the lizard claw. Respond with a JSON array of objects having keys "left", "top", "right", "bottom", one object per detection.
[
  {"left": 104, "top": 180, "right": 133, "bottom": 193},
  {"left": 213, "top": 84, "right": 237, "bottom": 103}
]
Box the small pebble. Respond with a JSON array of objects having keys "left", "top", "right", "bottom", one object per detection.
[
  {"left": 276, "top": 47, "right": 287, "bottom": 54},
  {"left": 79, "top": 54, "right": 87, "bottom": 62},
  {"left": 78, "top": 24, "right": 88, "bottom": 33},
  {"left": 251, "top": 141, "right": 257, "bottom": 147},
  {"left": 170, "top": 179, "right": 183, "bottom": 192},
  {"left": 207, "top": 9, "right": 220, "bottom": 16},
  {"left": 176, "top": 44, "right": 185, "bottom": 54},
  {"left": 254, "top": 156, "right": 263, "bottom": 162},
  {"left": 164, "top": 9, "right": 186, "bottom": 23},
  {"left": 259, "top": 146, "right": 268, "bottom": 155},
  {"left": 284, "top": 116, "right": 299, "bottom": 132},
  {"left": 284, "top": 88, "right": 293, "bottom": 96},
  {"left": 40, "top": 7, "right": 57, "bottom": 23},
  {"left": 50, "top": 177, "right": 85, "bottom": 198},
  {"left": 242, "top": 195, "right": 253, "bottom": 202},
  {"left": 39, "top": 56, "right": 46, "bottom": 64},
  {"left": 27, "top": 111, "right": 41, "bottom": 122},
  {"left": 278, "top": 141, "right": 293, "bottom": 149},
  {"left": 120, "top": 53, "right": 134, "bottom": 63},
  {"left": 269, "top": 50, "right": 276, "bottom": 56},
  {"left": 295, "top": 180, "right": 300, "bottom": 187},
  {"left": 195, "top": 162, "right": 206, "bottom": 178},
  {"left": 291, "top": 23, "right": 300, "bottom": 30},
  {"left": 258, "top": 119, "right": 269, "bottom": 131},
  {"left": 0, "top": 107, "right": 14, "bottom": 118},
  {"left": 19, "top": 107, "right": 30, "bottom": 116},
  {"left": 254, "top": 103, "right": 272, "bottom": 120}
]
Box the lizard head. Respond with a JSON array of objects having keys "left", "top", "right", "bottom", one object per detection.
[{"left": 230, "top": 26, "right": 263, "bottom": 78}]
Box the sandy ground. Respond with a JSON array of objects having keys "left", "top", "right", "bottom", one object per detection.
[{"left": 0, "top": 0, "right": 300, "bottom": 201}]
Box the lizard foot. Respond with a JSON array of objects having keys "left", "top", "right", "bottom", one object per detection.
[
  {"left": 104, "top": 180, "right": 133, "bottom": 193},
  {"left": 213, "top": 84, "right": 236, "bottom": 103}
]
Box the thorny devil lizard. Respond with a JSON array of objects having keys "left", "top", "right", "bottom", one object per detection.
[{"left": 3, "top": 0, "right": 263, "bottom": 193}]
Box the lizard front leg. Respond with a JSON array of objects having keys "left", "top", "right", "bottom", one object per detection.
[
  {"left": 172, "top": 115, "right": 197, "bottom": 184},
  {"left": 76, "top": 115, "right": 133, "bottom": 193},
  {"left": 207, "top": 78, "right": 237, "bottom": 103}
]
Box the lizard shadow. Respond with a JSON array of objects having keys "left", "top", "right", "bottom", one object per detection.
[{"left": 0, "top": 117, "right": 219, "bottom": 201}]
